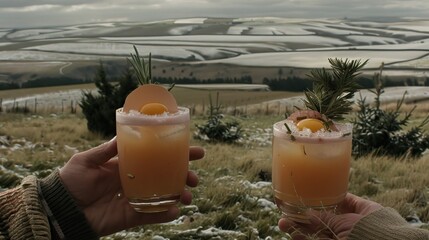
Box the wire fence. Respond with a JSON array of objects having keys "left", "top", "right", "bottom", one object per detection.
[
  {"left": 0, "top": 96, "right": 303, "bottom": 117},
  {"left": 0, "top": 98, "right": 79, "bottom": 114}
]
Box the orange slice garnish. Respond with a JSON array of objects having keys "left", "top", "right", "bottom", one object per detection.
[
  {"left": 140, "top": 103, "right": 168, "bottom": 115},
  {"left": 123, "top": 84, "right": 178, "bottom": 113},
  {"left": 296, "top": 118, "right": 325, "bottom": 132}
]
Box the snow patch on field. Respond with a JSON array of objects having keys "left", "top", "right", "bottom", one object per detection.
[
  {"left": 2, "top": 17, "right": 429, "bottom": 74},
  {"left": 201, "top": 50, "right": 427, "bottom": 68}
]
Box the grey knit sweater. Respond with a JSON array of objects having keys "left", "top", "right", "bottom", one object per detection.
[{"left": 349, "top": 207, "right": 429, "bottom": 240}]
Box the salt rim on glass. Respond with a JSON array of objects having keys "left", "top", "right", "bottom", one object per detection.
[{"left": 273, "top": 120, "right": 353, "bottom": 143}]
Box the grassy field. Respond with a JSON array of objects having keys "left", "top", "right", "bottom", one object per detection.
[
  {"left": 1, "top": 100, "right": 429, "bottom": 239},
  {"left": 1, "top": 84, "right": 429, "bottom": 239}
]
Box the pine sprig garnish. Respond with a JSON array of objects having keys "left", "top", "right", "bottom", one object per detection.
[
  {"left": 128, "top": 45, "right": 152, "bottom": 85},
  {"left": 304, "top": 58, "right": 368, "bottom": 121}
]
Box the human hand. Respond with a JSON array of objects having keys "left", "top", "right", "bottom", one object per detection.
[
  {"left": 278, "top": 193, "right": 383, "bottom": 239},
  {"left": 59, "top": 137, "right": 205, "bottom": 236}
]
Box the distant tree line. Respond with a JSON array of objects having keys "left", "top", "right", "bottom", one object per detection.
[
  {"left": 0, "top": 76, "right": 91, "bottom": 90},
  {"left": 152, "top": 75, "right": 252, "bottom": 85},
  {"left": 263, "top": 75, "right": 429, "bottom": 92},
  {"left": 0, "top": 73, "right": 252, "bottom": 91},
  {"left": 2, "top": 63, "right": 429, "bottom": 91},
  {"left": 263, "top": 76, "right": 313, "bottom": 92}
]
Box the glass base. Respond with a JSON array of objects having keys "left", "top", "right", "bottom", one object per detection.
[
  {"left": 128, "top": 194, "right": 180, "bottom": 213},
  {"left": 274, "top": 197, "right": 338, "bottom": 224}
]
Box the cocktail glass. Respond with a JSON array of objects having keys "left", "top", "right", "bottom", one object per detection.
[
  {"left": 272, "top": 120, "right": 353, "bottom": 223},
  {"left": 116, "top": 107, "right": 190, "bottom": 213}
]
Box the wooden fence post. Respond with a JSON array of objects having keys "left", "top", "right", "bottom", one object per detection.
[
  {"left": 62, "top": 99, "right": 65, "bottom": 113},
  {"left": 71, "top": 100, "right": 76, "bottom": 114}
]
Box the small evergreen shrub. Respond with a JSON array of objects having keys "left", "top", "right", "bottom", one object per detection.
[
  {"left": 195, "top": 114, "right": 242, "bottom": 143},
  {"left": 80, "top": 61, "right": 137, "bottom": 137},
  {"left": 194, "top": 92, "right": 243, "bottom": 144},
  {"left": 353, "top": 64, "right": 429, "bottom": 158}
]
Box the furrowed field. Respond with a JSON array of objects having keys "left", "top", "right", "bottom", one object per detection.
[{"left": 1, "top": 85, "right": 429, "bottom": 240}]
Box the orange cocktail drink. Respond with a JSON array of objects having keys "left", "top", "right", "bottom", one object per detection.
[
  {"left": 272, "top": 119, "right": 352, "bottom": 222},
  {"left": 116, "top": 107, "right": 190, "bottom": 213}
]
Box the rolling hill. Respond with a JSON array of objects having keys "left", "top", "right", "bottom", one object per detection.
[{"left": 0, "top": 17, "right": 429, "bottom": 86}]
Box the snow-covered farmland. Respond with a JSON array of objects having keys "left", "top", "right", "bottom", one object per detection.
[
  {"left": 0, "top": 50, "right": 111, "bottom": 61},
  {"left": 1, "top": 17, "right": 428, "bottom": 61},
  {"left": 1, "top": 16, "right": 429, "bottom": 82},
  {"left": 201, "top": 50, "right": 428, "bottom": 69}
]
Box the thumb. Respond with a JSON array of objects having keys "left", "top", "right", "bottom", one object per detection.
[{"left": 73, "top": 137, "right": 118, "bottom": 166}]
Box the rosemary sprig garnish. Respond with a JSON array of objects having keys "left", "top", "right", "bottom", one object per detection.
[
  {"left": 284, "top": 123, "right": 296, "bottom": 141},
  {"left": 127, "top": 45, "right": 175, "bottom": 90},
  {"left": 304, "top": 58, "right": 368, "bottom": 121},
  {"left": 128, "top": 45, "right": 152, "bottom": 85}
]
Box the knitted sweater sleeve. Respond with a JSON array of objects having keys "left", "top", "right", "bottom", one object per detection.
[
  {"left": 0, "top": 170, "right": 98, "bottom": 240},
  {"left": 38, "top": 169, "right": 99, "bottom": 240},
  {"left": 349, "top": 207, "right": 429, "bottom": 240},
  {"left": 0, "top": 175, "right": 50, "bottom": 240}
]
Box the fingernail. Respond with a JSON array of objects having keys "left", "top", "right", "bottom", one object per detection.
[
  {"left": 108, "top": 136, "right": 117, "bottom": 143},
  {"left": 103, "top": 136, "right": 116, "bottom": 146}
]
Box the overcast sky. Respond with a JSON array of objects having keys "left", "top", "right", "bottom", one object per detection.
[{"left": 1, "top": 0, "right": 429, "bottom": 28}]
